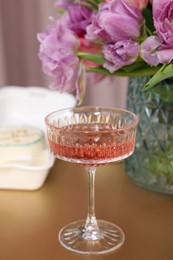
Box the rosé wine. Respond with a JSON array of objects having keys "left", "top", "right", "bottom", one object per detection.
[{"left": 48, "top": 123, "right": 135, "bottom": 166}]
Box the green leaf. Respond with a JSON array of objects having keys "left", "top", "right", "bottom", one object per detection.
[
  {"left": 77, "top": 52, "right": 105, "bottom": 65},
  {"left": 142, "top": 5, "right": 155, "bottom": 34},
  {"left": 75, "top": 1, "right": 97, "bottom": 10},
  {"left": 142, "top": 63, "right": 173, "bottom": 91},
  {"left": 121, "top": 60, "right": 150, "bottom": 72},
  {"left": 86, "top": 66, "right": 160, "bottom": 77},
  {"left": 85, "top": 0, "right": 98, "bottom": 8},
  {"left": 95, "top": 0, "right": 103, "bottom": 3},
  {"left": 86, "top": 67, "right": 112, "bottom": 75}
]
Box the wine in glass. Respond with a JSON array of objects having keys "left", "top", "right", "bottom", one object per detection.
[{"left": 45, "top": 106, "right": 138, "bottom": 255}]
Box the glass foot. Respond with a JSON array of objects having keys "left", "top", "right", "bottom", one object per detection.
[{"left": 58, "top": 219, "right": 125, "bottom": 255}]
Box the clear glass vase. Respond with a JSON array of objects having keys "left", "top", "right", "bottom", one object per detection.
[{"left": 125, "top": 76, "right": 173, "bottom": 194}]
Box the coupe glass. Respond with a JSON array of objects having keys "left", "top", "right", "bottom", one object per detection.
[{"left": 45, "top": 106, "right": 138, "bottom": 255}]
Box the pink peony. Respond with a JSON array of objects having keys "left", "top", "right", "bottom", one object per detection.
[
  {"left": 103, "top": 40, "right": 139, "bottom": 72},
  {"left": 86, "top": 0, "right": 143, "bottom": 43},
  {"left": 140, "top": 36, "right": 161, "bottom": 66},
  {"left": 37, "top": 14, "right": 83, "bottom": 99},
  {"left": 153, "top": 0, "right": 173, "bottom": 47},
  {"left": 152, "top": 0, "right": 173, "bottom": 64}
]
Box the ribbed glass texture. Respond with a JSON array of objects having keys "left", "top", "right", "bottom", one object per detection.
[{"left": 126, "top": 77, "right": 173, "bottom": 194}]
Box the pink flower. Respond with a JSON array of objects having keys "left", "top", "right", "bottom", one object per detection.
[
  {"left": 66, "top": 2, "right": 93, "bottom": 37},
  {"left": 37, "top": 14, "right": 83, "bottom": 99},
  {"left": 140, "top": 36, "right": 161, "bottom": 66},
  {"left": 152, "top": 0, "right": 173, "bottom": 64},
  {"left": 126, "top": 0, "right": 149, "bottom": 9},
  {"left": 140, "top": 35, "right": 173, "bottom": 66},
  {"left": 157, "top": 49, "right": 173, "bottom": 64},
  {"left": 55, "top": 0, "right": 93, "bottom": 37},
  {"left": 153, "top": 0, "right": 173, "bottom": 47},
  {"left": 86, "top": 0, "right": 143, "bottom": 43},
  {"left": 54, "top": 0, "right": 70, "bottom": 9},
  {"left": 103, "top": 40, "right": 139, "bottom": 72}
]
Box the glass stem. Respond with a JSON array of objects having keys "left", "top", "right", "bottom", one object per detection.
[{"left": 83, "top": 167, "right": 100, "bottom": 240}]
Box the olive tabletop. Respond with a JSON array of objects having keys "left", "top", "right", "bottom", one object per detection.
[{"left": 0, "top": 160, "right": 173, "bottom": 260}]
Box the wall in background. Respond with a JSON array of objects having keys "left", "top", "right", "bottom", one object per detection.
[{"left": 0, "top": 0, "right": 53, "bottom": 87}]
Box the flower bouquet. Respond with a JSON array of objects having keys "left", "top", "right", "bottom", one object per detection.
[
  {"left": 37, "top": 0, "right": 173, "bottom": 104},
  {"left": 37, "top": 0, "right": 173, "bottom": 194}
]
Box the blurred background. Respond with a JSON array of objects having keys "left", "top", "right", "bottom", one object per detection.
[{"left": 0, "top": 0, "right": 128, "bottom": 107}]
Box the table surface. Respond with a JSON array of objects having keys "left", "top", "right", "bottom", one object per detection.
[{"left": 1, "top": 160, "right": 173, "bottom": 260}]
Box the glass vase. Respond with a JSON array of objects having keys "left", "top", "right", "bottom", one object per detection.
[{"left": 125, "top": 76, "right": 173, "bottom": 194}]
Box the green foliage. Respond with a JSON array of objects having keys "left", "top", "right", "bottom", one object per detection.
[
  {"left": 142, "top": 5, "right": 155, "bottom": 35},
  {"left": 142, "top": 64, "right": 173, "bottom": 91}
]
